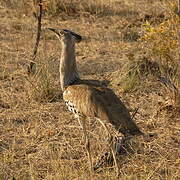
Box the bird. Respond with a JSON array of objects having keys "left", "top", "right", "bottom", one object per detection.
[{"left": 47, "top": 28, "right": 143, "bottom": 175}]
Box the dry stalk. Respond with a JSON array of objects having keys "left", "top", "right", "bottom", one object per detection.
[{"left": 28, "top": 0, "right": 43, "bottom": 75}]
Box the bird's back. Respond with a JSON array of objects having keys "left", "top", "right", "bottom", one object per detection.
[{"left": 63, "top": 84, "right": 143, "bottom": 136}]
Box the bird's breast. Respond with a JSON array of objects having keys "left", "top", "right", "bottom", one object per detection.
[
  {"left": 63, "top": 89, "right": 83, "bottom": 118},
  {"left": 65, "top": 100, "right": 77, "bottom": 113}
]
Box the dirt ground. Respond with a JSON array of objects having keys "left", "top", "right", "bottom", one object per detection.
[{"left": 0, "top": 0, "right": 179, "bottom": 179}]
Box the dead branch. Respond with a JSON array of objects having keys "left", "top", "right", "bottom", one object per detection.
[{"left": 28, "top": 0, "right": 43, "bottom": 75}]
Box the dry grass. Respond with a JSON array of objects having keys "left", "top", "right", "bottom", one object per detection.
[{"left": 0, "top": 0, "right": 180, "bottom": 179}]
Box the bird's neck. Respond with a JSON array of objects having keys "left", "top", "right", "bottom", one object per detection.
[{"left": 60, "top": 41, "right": 80, "bottom": 91}]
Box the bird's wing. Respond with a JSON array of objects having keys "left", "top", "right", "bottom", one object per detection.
[{"left": 63, "top": 84, "right": 142, "bottom": 136}]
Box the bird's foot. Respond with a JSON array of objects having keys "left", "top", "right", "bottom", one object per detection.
[
  {"left": 93, "top": 136, "right": 129, "bottom": 171},
  {"left": 114, "top": 136, "right": 129, "bottom": 155},
  {"left": 93, "top": 152, "right": 113, "bottom": 171}
]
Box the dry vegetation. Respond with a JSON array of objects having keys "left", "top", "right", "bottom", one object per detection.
[{"left": 0, "top": 0, "right": 180, "bottom": 179}]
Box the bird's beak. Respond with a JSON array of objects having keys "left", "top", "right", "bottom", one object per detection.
[{"left": 46, "top": 28, "right": 59, "bottom": 35}]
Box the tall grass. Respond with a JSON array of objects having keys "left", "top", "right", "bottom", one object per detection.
[{"left": 45, "top": 0, "right": 118, "bottom": 16}]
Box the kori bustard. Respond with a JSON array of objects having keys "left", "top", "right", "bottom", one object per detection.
[{"left": 48, "top": 28, "right": 143, "bottom": 174}]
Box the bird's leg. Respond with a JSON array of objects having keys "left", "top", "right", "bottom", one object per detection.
[
  {"left": 77, "top": 115, "right": 83, "bottom": 129},
  {"left": 96, "top": 118, "right": 119, "bottom": 176},
  {"left": 78, "top": 117, "right": 93, "bottom": 172}
]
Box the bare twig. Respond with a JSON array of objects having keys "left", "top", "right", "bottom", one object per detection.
[
  {"left": 28, "top": 0, "right": 43, "bottom": 75},
  {"left": 131, "top": 107, "right": 139, "bottom": 119}
]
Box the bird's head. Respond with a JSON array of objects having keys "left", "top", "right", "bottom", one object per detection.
[{"left": 47, "top": 28, "right": 82, "bottom": 44}]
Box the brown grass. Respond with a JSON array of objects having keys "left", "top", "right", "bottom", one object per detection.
[{"left": 0, "top": 0, "right": 179, "bottom": 179}]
